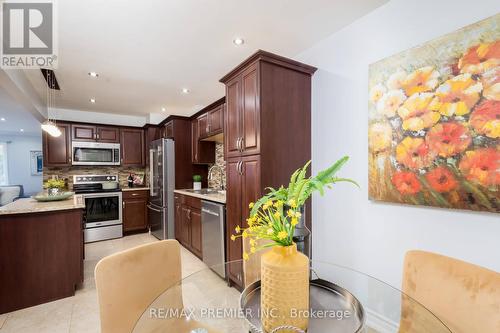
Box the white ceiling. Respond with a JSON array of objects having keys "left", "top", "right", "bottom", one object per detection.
[
  {"left": 24, "top": 0, "right": 387, "bottom": 118},
  {"left": 0, "top": 89, "right": 41, "bottom": 136}
]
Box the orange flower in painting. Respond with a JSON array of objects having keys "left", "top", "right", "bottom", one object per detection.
[
  {"left": 397, "top": 93, "right": 441, "bottom": 131},
  {"left": 482, "top": 68, "right": 500, "bottom": 101},
  {"left": 425, "top": 166, "right": 458, "bottom": 193},
  {"left": 434, "top": 73, "right": 483, "bottom": 117},
  {"left": 369, "top": 122, "right": 392, "bottom": 153},
  {"left": 459, "top": 148, "right": 500, "bottom": 187},
  {"left": 396, "top": 137, "right": 435, "bottom": 170},
  {"left": 458, "top": 41, "right": 500, "bottom": 74},
  {"left": 392, "top": 171, "right": 421, "bottom": 195},
  {"left": 469, "top": 100, "right": 500, "bottom": 138},
  {"left": 426, "top": 122, "right": 472, "bottom": 158},
  {"left": 401, "top": 66, "right": 440, "bottom": 96}
]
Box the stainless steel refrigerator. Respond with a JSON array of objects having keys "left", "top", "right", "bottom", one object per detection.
[{"left": 148, "top": 138, "right": 175, "bottom": 240}]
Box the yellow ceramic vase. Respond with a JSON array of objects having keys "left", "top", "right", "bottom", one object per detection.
[{"left": 261, "top": 243, "right": 309, "bottom": 333}]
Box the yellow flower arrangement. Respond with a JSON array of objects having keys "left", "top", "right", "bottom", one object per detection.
[{"left": 231, "top": 158, "right": 357, "bottom": 260}]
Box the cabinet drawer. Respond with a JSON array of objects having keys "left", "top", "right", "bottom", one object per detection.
[
  {"left": 123, "top": 190, "right": 148, "bottom": 199},
  {"left": 184, "top": 195, "right": 201, "bottom": 210}
]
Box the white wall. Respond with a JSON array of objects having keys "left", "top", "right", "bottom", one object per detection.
[
  {"left": 297, "top": 0, "right": 500, "bottom": 291},
  {"left": 0, "top": 134, "right": 43, "bottom": 195}
]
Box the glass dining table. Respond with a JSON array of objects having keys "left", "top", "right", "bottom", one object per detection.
[{"left": 133, "top": 260, "right": 451, "bottom": 332}]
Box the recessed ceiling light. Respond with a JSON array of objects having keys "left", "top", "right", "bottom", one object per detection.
[
  {"left": 233, "top": 38, "right": 244, "bottom": 46},
  {"left": 161, "top": 107, "right": 166, "bottom": 112},
  {"left": 181, "top": 88, "right": 190, "bottom": 94},
  {"left": 20, "top": 129, "right": 24, "bottom": 132},
  {"left": 88, "top": 72, "right": 99, "bottom": 78},
  {"left": 89, "top": 98, "right": 96, "bottom": 103},
  {"left": 0, "top": 118, "right": 5, "bottom": 122}
]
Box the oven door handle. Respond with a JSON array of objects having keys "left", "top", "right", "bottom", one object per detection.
[{"left": 147, "top": 204, "right": 163, "bottom": 213}]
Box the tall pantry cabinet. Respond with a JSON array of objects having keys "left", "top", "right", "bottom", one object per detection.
[{"left": 220, "top": 50, "right": 316, "bottom": 289}]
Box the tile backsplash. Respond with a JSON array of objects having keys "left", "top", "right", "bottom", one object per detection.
[
  {"left": 208, "top": 143, "right": 226, "bottom": 189},
  {"left": 43, "top": 166, "right": 148, "bottom": 190}
]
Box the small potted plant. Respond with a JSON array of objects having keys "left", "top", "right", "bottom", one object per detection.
[
  {"left": 232, "top": 157, "right": 357, "bottom": 332},
  {"left": 193, "top": 175, "right": 202, "bottom": 190},
  {"left": 44, "top": 179, "right": 66, "bottom": 196}
]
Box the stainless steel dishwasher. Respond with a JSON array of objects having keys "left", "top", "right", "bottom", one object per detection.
[{"left": 201, "top": 200, "right": 226, "bottom": 279}]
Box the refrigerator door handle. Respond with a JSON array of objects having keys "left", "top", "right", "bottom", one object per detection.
[
  {"left": 147, "top": 204, "right": 163, "bottom": 213},
  {"left": 149, "top": 149, "right": 155, "bottom": 197}
]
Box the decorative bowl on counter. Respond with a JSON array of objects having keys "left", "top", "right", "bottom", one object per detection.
[{"left": 32, "top": 192, "right": 75, "bottom": 202}]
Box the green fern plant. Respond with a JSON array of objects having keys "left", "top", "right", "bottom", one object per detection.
[{"left": 232, "top": 157, "right": 358, "bottom": 259}]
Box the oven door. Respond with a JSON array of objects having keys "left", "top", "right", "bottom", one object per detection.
[
  {"left": 72, "top": 141, "right": 120, "bottom": 166},
  {"left": 83, "top": 192, "right": 122, "bottom": 228}
]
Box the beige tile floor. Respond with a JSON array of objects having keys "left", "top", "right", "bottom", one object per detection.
[{"left": 0, "top": 233, "right": 208, "bottom": 333}]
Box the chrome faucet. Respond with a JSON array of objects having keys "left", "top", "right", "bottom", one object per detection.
[{"left": 208, "top": 165, "right": 225, "bottom": 190}]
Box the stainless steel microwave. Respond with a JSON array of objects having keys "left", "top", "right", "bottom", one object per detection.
[{"left": 72, "top": 141, "right": 121, "bottom": 166}]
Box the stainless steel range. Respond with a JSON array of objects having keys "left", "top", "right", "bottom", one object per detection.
[{"left": 73, "top": 175, "right": 123, "bottom": 243}]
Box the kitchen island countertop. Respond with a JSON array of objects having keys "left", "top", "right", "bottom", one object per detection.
[{"left": 0, "top": 195, "right": 85, "bottom": 215}]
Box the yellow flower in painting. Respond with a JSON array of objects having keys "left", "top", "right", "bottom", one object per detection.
[
  {"left": 369, "top": 84, "right": 387, "bottom": 103},
  {"left": 235, "top": 225, "right": 241, "bottom": 234},
  {"left": 458, "top": 41, "right": 500, "bottom": 74},
  {"left": 248, "top": 202, "right": 254, "bottom": 209},
  {"left": 287, "top": 209, "right": 294, "bottom": 217},
  {"left": 267, "top": 228, "right": 274, "bottom": 235},
  {"left": 277, "top": 231, "right": 288, "bottom": 240},
  {"left": 401, "top": 66, "right": 440, "bottom": 96},
  {"left": 396, "top": 137, "right": 436, "bottom": 170},
  {"left": 243, "top": 252, "right": 249, "bottom": 261},
  {"left": 273, "top": 211, "right": 281, "bottom": 219},
  {"left": 387, "top": 70, "right": 407, "bottom": 90},
  {"left": 434, "top": 73, "right": 483, "bottom": 117},
  {"left": 368, "top": 122, "right": 392, "bottom": 153},
  {"left": 250, "top": 247, "right": 256, "bottom": 254},
  {"left": 397, "top": 92, "right": 441, "bottom": 131},
  {"left": 287, "top": 199, "right": 297, "bottom": 209},
  {"left": 482, "top": 68, "right": 500, "bottom": 101},
  {"left": 230, "top": 235, "right": 236, "bottom": 241},
  {"left": 376, "top": 90, "right": 407, "bottom": 118},
  {"left": 291, "top": 217, "right": 299, "bottom": 226}
]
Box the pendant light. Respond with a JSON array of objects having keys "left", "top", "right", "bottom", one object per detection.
[{"left": 41, "top": 71, "right": 61, "bottom": 137}]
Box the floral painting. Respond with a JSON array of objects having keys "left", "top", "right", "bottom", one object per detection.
[{"left": 368, "top": 14, "right": 499, "bottom": 213}]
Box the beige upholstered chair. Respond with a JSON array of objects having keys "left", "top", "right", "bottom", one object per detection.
[
  {"left": 400, "top": 250, "right": 500, "bottom": 333},
  {"left": 95, "top": 239, "right": 216, "bottom": 333}
]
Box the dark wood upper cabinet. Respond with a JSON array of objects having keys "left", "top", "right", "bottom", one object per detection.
[
  {"left": 72, "top": 124, "right": 95, "bottom": 141},
  {"left": 96, "top": 126, "right": 120, "bottom": 143},
  {"left": 43, "top": 122, "right": 72, "bottom": 167},
  {"left": 225, "top": 78, "right": 241, "bottom": 158},
  {"left": 208, "top": 104, "right": 224, "bottom": 135},
  {"left": 122, "top": 190, "right": 148, "bottom": 232},
  {"left": 144, "top": 125, "right": 161, "bottom": 165},
  {"left": 120, "top": 128, "right": 145, "bottom": 166},
  {"left": 241, "top": 64, "right": 260, "bottom": 156},
  {"left": 197, "top": 113, "right": 209, "bottom": 139},
  {"left": 72, "top": 124, "right": 120, "bottom": 143},
  {"left": 191, "top": 118, "right": 215, "bottom": 164},
  {"left": 165, "top": 121, "right": 174, "bottom": 138}
]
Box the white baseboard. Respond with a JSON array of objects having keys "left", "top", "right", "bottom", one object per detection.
[{"left": 365, "top": 308, "right": 399, "bottom": 333}]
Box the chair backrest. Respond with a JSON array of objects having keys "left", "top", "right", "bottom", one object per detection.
[
  {"left": 0, "top": 185, "right": 24, "bottom": 206},
  {"left": 95, "top": 239, "right": 183, "bottom": 333},
  {"left": 401, "top": 250, "right": 500, "bottom": 333}
]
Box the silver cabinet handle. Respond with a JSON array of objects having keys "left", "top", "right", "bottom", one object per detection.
[
  {"left": 202, "top": 208, "right": 219, "bottom": 217},
  {"left": 236, "top": 137, "right": 240, "bottom": 151},
  {"left": 131, "top": 193, "right": 139, "bottom": 196},
  {"left": 240, "top": 137, "right": 244, "bottom": 152},
  {"left": 122, "top": 201, "right": 125, "bottom": 208}
]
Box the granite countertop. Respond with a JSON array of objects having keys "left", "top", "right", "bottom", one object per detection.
[
  {"left": 121, "top": 187, "right": 150, "bottom": 192},
  {"left": 174, "top": 189, "right": 226, "bottom": 204},
  {"left": 0, "top": 195, "right": 85, "bottom": 215}
]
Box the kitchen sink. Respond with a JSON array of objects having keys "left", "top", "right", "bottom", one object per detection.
[{"left": 184, "top": 188, "right": 225, "bottom": 195}]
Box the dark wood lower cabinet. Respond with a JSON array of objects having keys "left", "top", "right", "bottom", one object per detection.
[
  {"left": 174, "top": 193, "right": 203, "bottom": 259},
  {"left": 0, "top": 209, "right": 84, "bottom": 314},
  {"left": 122, "top": 190, "right": 149, "bottom": 233}
]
